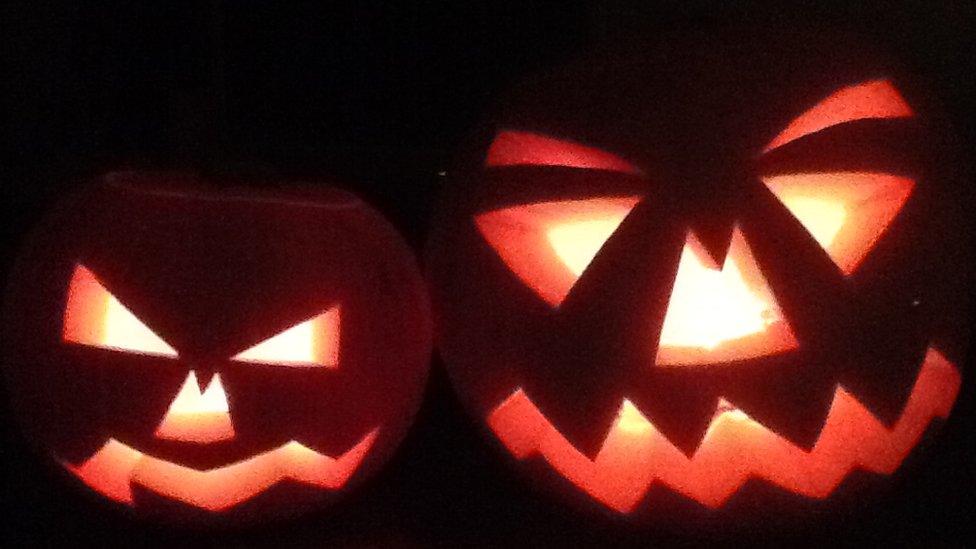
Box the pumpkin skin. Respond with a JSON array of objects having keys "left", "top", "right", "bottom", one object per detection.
[
  {"left": 2, "top": 173, "right": 431, "bottom": 522},
  {"left": 427, "top": 28, "right": 969, "bottom": 519}
]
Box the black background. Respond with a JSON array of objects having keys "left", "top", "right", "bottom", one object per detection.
[{"left": 2, "top": 1, "right": 974, "bottom": 546}]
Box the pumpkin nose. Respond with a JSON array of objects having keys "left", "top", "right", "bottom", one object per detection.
[
  {"left": 654, "top": 228, "right": 798, "bottom": 367},
  {"left": 154, "top": 371, "right": 235, "bottom": 443}
]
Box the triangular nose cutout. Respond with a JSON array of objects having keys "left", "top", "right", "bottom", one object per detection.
[
  {"left": 154, "top": 371, "right": 236, "bottom": 443},
  {"left": 655, "top": 228, "right": 798, "bottom": 367}
]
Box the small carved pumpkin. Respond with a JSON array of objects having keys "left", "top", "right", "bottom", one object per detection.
[
  {"left": 427, "top": 29, "right": 968, "bottom": 517},
  {"left": 3, "top": 173, "right": 431, "bottom": 521}
]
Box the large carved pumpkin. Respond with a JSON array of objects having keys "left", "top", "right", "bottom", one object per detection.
[
  {"left": 427, "top": 29, "right": 969, "bottom": 517},
  {"left": 2, "top": 173, "right": 431, "bottom": 521}
]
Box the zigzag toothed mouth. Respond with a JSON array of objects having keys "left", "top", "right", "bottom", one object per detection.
[
  {"left": 487, "top": 347, "right": 959, "bottom": 513},
  {"left": 61, "top": 428, "right": 379, "bottom": 512}
]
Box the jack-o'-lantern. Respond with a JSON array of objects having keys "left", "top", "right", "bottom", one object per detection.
[
  {"left": 427, "top": 29, "right": 969, "bottom": 518},
  {"left": 2, "top": 173, "right": 431, "bottom": 521}
]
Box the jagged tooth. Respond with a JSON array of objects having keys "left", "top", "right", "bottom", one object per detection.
[
  {"left": 741, "top": 179, "right": 853, "bottom": 344},
  {"left": 193, "top": 370, "right": 215, "bottom": 391},
  {"left": 689, "top": 216, "right": 736, "bottom": 268},
  {"left": 719, "top": 368, "right": 836, "bottom": 450},
  {"left": 627, "top": 380, "right": 718, "bottom": 456},
  {"left": 485, "top": 348, "right": 961, "bottom": 512},
  {"left": 518, "top": 375, "right": 626, "bottom": 459},
  {"left": 837, "top": 343, "right": 927, "bottom": 427}
]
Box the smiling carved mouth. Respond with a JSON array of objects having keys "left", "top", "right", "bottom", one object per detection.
[
  {"left": 487, "top": 347, "right": 960, "bottom": 513},
  {"left": 62, "top": 429, "right": 379, "bottom": 512}
]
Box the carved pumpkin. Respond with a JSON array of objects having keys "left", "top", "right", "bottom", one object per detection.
[
  {"left": 2, "top": 173, "right": 431, "bottom": 521},
  {"left": 428, "top": 29, "right": 968, "bottom": 517}
]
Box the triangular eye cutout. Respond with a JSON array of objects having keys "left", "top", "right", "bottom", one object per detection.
[
  {"left": 764, "top": 79, "right": 913, "bottom": 153},
  {"left": 655, "top": 229, "right": 798, "bottom": 367},
  {"left": 485, "top": 130, "right": 642, "bottom": 175},
  {"left": 762, "top": 172, "right": 914, "bottom": 275},
  {"left": 63, "top": 264, "right": 178, "bottom": 357},
  {"left": 232, "top": 307, "right": 340, "bottom": 368},
  {"left": 476, "top": 196, "right": 641, "bottom": 307}
]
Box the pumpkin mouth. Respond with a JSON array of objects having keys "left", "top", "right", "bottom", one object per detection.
[
  {"left": 61, "top": 428, "right": 379, "bottom": 512},
  {"left": 487, "top": 347, "right": 960, "bottom": 513}
]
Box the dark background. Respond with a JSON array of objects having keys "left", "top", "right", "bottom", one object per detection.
[{"left": 2, "top": 1, "right": 974, "bottom": 546}]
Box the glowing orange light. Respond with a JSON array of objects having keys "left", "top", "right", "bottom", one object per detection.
[
  {"left": 762, "top": 172, "right": 914, "bottom": 275},
  {"left": 154, "top": 371, "right": 235, "bottom": 443},
  {"left": 475, "top": 197, "right": 641, "bottom": 306},
  {"left": 485, "top": 130, "right": 642, "bottom": 175},
  {"left": 764, "top": 79, "right": 913, "bottom": 153},
  {"left": 232, "top": 307, "right": 341, "bottom": 368},
  {"left": 547, "top": 218, "right": 626, "bottom": 277},
  {"left": 488, "top": 348, "right": 959, "bottom": 513},
  {"left": 64, "top": 429, "right": 379, "bottom": 511},
  {"left": 63, "top": 264, "right": 178, "bottom": 357},
  {"left": 655, "top": 229, "right": 798, "bottom": 366}
]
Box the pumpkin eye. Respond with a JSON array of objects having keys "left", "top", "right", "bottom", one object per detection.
[
  {"left": 655, "top": 228, "right": 798, "bottom": 366},
  {"left": 476, "top": 196, "right": 642, "bottom": 306},
  {"left": 485, "top": 130, "right": 642, "bottom": 175},
  {"left": 764, "top": 78, "right": 913, "bottom": 153},
  {"left": 761, "top": 172, "right": 914, "bottom": 275},
  {"left": 63, "top": 264, "right": 178, "bottom": 357},
  {"left": 231, "top": 307, "right": 340, "bottom": 368}
]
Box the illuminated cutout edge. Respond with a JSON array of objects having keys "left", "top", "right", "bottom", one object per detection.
[
  {"left": 232, "top": 307, "right": 341, "bottom": 368},
  {"left": 63, "top": 264, "right": 178, "bottom": 357},
  {"left": 486, "top": 130, "right": 642, "bottom": 175},
  {"left": 475, "top": 196, "right": 641, "bottom": 306},
  {"left": 154, "top": 372, "right": 235, "bottom": 443},
  {"left": 655, "top": 228, "right": 798, "bottom": 366},
  {"left": 488, "top": 347, "right": 959, "bottom": 513},
  {"left": 764, "top": 79, "right": 914, "bottom": 153},
  {"left": 761, "top": 172, "right": 915, "bottom": 275},
  {"left": 63, "top": 428, "right": 379, "bottom": 511}
]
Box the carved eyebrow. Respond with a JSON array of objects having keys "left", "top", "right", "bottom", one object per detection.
[
  {"left": 763, "top": 79, "right": 914, "bottom": 153},
  {"left": 485, "top": 130, "right": 642, "bottom": 175}
]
